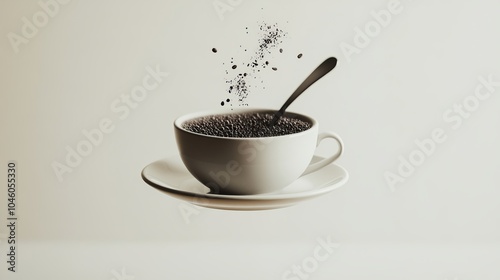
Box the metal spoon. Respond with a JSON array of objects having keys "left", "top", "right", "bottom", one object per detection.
[{"left": 269, "top": 57, "right": 337, "bottom": 126}]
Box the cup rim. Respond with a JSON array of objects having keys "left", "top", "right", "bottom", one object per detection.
[{"left": 174, "top": 108, "right": 318, "bottom": 140}]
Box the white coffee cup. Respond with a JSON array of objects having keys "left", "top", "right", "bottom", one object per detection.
[{"left": 174, "top": 108, "right": 343, "bottom": 195}]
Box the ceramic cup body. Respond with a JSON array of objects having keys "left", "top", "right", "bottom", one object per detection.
[{"left": 174, "top": 108, "right": 343, "bottom": 195}]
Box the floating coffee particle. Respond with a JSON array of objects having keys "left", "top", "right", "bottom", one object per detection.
[
  {"left": 226, "top": 74, "right": 249, "bottom": 101},
  {"left": 226, "top": 98, "right": 230, "bottom": 102},
  {"left": 279, "top": 48, "right": 283, "bottom": 53},
  {"left": 272, "top": 67, "right": 277, "bottom": 71},
  {"left": 219, "top": 22, "right": 288, "bottom": 106},
  {"left": 297, "top": 53, "right": 303, "bottom": 59},
  {"left": 212, "top": 48, "right": 217, "bottom": 53},
  {"left": 255, "top": 22, "right": 287, "bottom": 60},
  {"left": 220, "top": 101, "right": 224, "bottom": 106}
]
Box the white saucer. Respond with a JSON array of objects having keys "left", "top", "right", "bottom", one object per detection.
[{"left": 141, "top": 155, "right": 349, "bottom": 211}]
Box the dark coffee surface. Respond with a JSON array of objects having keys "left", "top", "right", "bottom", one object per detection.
[{"left": 182, "top": 112, "right": 311, "bottom": 138}]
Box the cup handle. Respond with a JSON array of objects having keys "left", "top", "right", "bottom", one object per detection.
[{"left": 302, "top": 132, "right": 344, "bottom": 175}]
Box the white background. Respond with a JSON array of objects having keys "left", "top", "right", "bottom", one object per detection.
[{"left": 1, "top": 0, "right": 500, "bottom": 279}]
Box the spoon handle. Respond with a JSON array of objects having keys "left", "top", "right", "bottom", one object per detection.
[{"left": 270, "top": 57, "right": 337, "bottom": 125}]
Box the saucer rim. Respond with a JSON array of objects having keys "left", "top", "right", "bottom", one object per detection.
[{"left": 141, "top": 155, "right": 349, "bottom": 201}]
